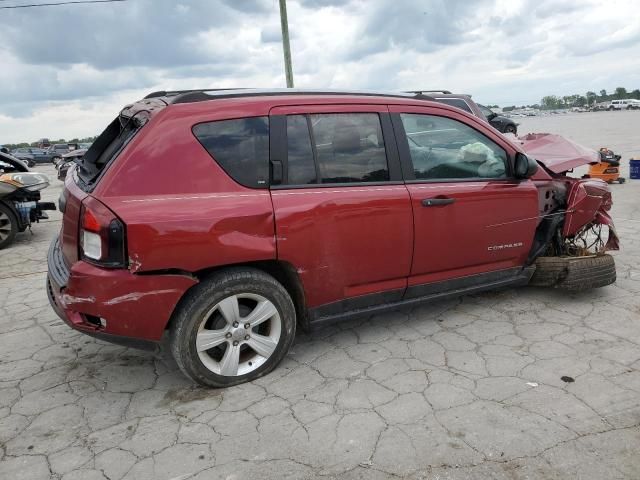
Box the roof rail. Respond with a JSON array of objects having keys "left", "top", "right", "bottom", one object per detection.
[
  {"left": 144, "top": 88, "right": 244, "bottom": 99},
  {"left": 141, "top": 88, "right": 440, "bottom": 105},
  {"left": 405, "top": 90, "right": 452, "bottom": 95}
]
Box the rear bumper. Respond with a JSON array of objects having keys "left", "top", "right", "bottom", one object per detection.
[{"left": 46, "top": 236, "right": 197, "bottom": 345}]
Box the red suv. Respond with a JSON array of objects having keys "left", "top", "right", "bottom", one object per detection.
[{"left": 47, "top": 89, "right": 618, "bottom": 387}]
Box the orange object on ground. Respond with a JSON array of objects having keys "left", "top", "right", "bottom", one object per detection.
[{"left": 585, "top": 148, "right": 626, "bottom": 184}]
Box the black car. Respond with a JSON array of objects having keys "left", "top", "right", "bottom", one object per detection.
[
  {"left": 12, "top": 147, "right": 54, "bottom": 164},
  {"left": 411, "top": 91, "right": 519, "bottom": 136},
  {"left": 477, "top": 104, "right": 518, "bottom": 135},
  {"left": 8, "top": 150, "right": 36, "bottom": 167}
]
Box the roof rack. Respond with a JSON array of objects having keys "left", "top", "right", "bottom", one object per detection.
[
  {"left": 405, "top": 90, "right": 452, "bottom": 95},
  {"left": 142, "top": 88, "right": 436, "bottom": 105}
]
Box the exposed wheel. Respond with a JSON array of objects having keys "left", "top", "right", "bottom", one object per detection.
[
  {"left": 52, "top": 156, "right": 61, "bottom": 164},
  {"left": 0, "top": 203, "right": 18, "bottom": 249},
  {"left": 529, "top": 254, "right": 616, "bottom": 290},
  {"left": 619, "top": 177, "right": 626, "bottom": 184},
  {"left": 504, "top": 125, "right": 517, "bottom": 135},
  {"left": 170, "top": 267, "right": 296, "bottom": 388}
]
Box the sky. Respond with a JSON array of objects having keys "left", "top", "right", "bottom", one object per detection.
[{"left": 0, "top": 0, "right": 639, "bottom": 142}]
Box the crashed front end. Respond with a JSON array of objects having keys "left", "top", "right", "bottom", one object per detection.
[
  {"left": 563, "top": 178, "right": 619, "bottom": 253},
  {"left": 519, "top": 133, "right": 619, "bottom": 289}
]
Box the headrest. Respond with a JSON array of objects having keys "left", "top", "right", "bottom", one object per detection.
[{"left": 332, "top": 121, "right": 362, "bottom": 153}]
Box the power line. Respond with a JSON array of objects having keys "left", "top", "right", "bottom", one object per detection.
[{"left": 0, "top": 0, "right": 126, "bottom": 8}]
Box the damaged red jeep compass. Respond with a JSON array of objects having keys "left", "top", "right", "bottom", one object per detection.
[{"left": 47, "top": 89, "right": 619, "bottom": 387}]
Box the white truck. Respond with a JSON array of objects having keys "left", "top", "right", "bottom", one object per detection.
[{"left": 608, "top": 99, "right": 640, "bottom": 110}]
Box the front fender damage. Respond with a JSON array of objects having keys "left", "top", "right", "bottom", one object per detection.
[{"left": 563, "top": 178, "right": 619, "bottom": 253}]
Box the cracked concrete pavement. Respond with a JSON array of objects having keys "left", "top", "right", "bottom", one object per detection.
[{"left": 1, "top": 114, "right": 640, "bottom": 479}]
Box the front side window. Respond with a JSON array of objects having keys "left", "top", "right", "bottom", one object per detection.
[
  {"left": 193, "top": 116, "right": 269, "bottom": 188},
  {"left": 400, "top": 114, "right": 508, "bottom": 180}
]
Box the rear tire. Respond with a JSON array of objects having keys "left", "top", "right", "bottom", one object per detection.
[
  {"left": 0, "top": 203, "right": 18, "bottom": 249},
  {"left": 170, "top": 267, "right": 296, "bottom": 388},
  {"left": 504, "top": 125, "right": 517, "bottom": 135},
  {"left": 529, "top": 255, "right": 616, "bottom": 290}
]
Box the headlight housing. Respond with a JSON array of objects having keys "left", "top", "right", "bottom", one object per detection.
[{"left": 0, "top": 172, "right": 50, "bottom": 191}]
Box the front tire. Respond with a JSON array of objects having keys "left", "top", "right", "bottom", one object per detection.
[
  {"left": 529, "top": 254, "right": 616, "bottom": 290},
  {"left": 504, "top": 124, "right": 517, "bottom": 135},
  {"left": 0, "top": 203, "right": 18, "bottom": 249},
  {"left": 170, "top": 268, "right": 296, "bottom": 388}
]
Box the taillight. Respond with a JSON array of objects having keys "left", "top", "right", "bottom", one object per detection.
[{"left": 79, "top": 197, "right": 126, "bottom": 268}]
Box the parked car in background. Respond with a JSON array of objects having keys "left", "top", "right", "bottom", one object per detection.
[
  {"left": 47, "top": 143, "right": 75, "bottom": 162},
  {"left": 477, "top": 104, "right": 519, "bottom": 134},
  {"left": 0, "top": 150, "right": 56, "bottom": 249},
  {"left": 608, "top": 99, "right": 640, "bottom": 110},
  {"left": 56, "top": 148, "right": 86, "bottom": 180},
  {"left": 12, "top": 147, "right": 55, "bottom": 164},
  {"left": 79, "top": 142, "right": 93, "bottom": 149},
  {"left": 9, "top": 150, "right": 36, "bottom": 167},
  {"left": 408, "top": 91, "right": 518, "bottom": 134},
  {"left": 36, "top": 138, "right": 51, "bottom": 149}
]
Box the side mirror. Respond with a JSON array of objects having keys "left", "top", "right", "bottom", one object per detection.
[{"left": 514, "top": 152, "right": 538, "bottom": 178}]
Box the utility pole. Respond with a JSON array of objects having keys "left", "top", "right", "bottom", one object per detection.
[{"left": 278, "top": 0, "right": 294, "bottom": 88}]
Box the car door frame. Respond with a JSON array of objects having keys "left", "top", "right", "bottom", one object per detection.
[
  {"left": 388, "top": 103, "right": 539, "bottom": 298},
  {"left": 268, "top": 103, "right": 415, "bottom": 325}
]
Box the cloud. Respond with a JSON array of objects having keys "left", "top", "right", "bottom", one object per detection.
[{"left": 0, "top": 0, "right": 639, "bottom": 142}]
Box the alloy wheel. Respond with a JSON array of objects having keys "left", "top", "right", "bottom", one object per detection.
[
  {"left": 0, "top": 211, "right": 13, "bottom": 242},
  {"left": 196, "top": 293, "right": 281, "bottom": 377}
]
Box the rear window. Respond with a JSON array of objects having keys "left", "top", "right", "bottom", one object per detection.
[
  {"left": 76, "top": 115, "right": 142, "bottom": 187},
  {"left": 435, "top": 98, "right": 473, "bottom": 114},
  {"left": 193, "top": 117, "right": 269, "bottom": 188}
]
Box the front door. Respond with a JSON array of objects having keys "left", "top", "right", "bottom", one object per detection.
[
  {"left": 389, "top": 105, "right": 539, "bottom": 294},
  {"left": 269, "top": 104, "right": 414, "bottom": 313}
]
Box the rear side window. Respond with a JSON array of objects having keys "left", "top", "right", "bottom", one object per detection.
[
  {"left": 284, "top": 113, "right": 389, "bottom": 185},
  {"left": 193, "top": 117, "right": 269, "bottom": 188},
  {"left": 286, "top": 115, "right": 317, "bottom": 184}
]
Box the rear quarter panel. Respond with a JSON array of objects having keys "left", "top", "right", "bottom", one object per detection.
[{"left": 94, "top": 106, "right": 276, "bottom": 273}]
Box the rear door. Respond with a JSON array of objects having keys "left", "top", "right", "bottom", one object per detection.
[
  {"left": 389, "top": 105, "right": 539, "bottom": 295},
  {"left": 269, "top": 104, "right": 413, "bottom": 314}
]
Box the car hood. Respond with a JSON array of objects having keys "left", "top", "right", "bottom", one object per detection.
[{"left": 517, "top": 133, "right": 599, "bottom": 173}]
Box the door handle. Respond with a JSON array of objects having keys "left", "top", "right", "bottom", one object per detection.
[{"left": 421, "top": 197, "right": 455, "bottom": 207}]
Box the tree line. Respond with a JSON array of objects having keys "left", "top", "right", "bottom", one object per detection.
[{"left": 501, "top": 87, "right": 640, "bottom": 111}]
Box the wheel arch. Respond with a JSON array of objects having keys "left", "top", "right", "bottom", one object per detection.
[{"left": 164, "top": 259, "right": 310, "bottom": 334}]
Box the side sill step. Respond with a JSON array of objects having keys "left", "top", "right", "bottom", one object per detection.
[{"left": 309, "top": 267, "right": 534, "bottom": 330}]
